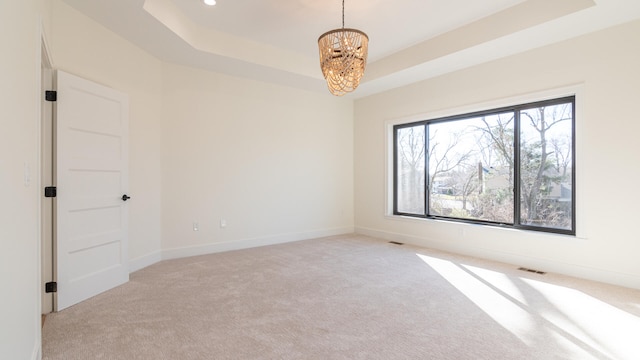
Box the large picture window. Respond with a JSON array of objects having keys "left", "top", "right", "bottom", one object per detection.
[{"left": 394, "top": 96, "right": 575, "bottom": 235}]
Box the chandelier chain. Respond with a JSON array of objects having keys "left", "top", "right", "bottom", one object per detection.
[{"left": 342, "top": 0, "right": 345, "bottom": 29}]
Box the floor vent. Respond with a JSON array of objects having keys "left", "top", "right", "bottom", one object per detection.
[
  {"left": 388, "top": 241, "right": 404, "bottom": 245},
  {"left": 518, "top": 267, "right": 546, "bottom": 275}
]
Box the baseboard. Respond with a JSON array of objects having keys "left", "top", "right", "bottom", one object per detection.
[
  {"left": 129, "top": 250, "right": 162, "bottom": 273},
  {"left": 126, "top": 227, "right": 354, "bottom": 273},
  {"left": 32, "top": 342, "right": 41, "bottom": 360},
  {"left": 355, "top": 226, "right": 640, "bottom": 290},
  {"left": 162, "top": 227, "right": 354, "bottom": 261}
]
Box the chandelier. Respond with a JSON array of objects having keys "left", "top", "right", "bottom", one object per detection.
[{"left": 318, "top": 0, "right": 369, "bottom": 96}]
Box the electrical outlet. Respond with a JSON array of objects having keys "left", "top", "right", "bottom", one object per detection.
[
  {"left": 220, "top": 219, "right": 227, "bottom": 228},
  {"left": 193, "top": 222, "right": 199, "bottom": 231}
]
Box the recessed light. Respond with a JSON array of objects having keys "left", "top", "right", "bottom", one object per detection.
[{"left": 204, "top": 0, "right": 216, "bottom": 5}]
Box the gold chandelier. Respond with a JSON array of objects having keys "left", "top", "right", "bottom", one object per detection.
[{"left": 318, "top": 0, "right": 368, "bottom": 96}]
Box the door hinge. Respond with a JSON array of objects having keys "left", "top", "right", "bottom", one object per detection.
[
  {"left": 45, "top": 90, "right": 57, "bottom": 102},
  {"left": 45, "top": 282, "right": 57, "bottom": 293},
  {"left": 44, "top": 186, "right": 57, "bottom": 198}
]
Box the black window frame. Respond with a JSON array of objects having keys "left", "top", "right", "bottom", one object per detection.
[{"left": 393, "top": 96, "right": 576, "bottom": 235}]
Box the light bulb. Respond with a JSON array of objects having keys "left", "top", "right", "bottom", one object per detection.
[{"left": 204, "top": 0, "right": 216, "bottom": 5}]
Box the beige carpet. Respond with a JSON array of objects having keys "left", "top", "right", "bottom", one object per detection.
[{"left": 42, "top": 234, "right": 640, "bottom": 359}]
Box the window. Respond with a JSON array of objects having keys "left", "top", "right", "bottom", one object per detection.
[{"left": 394, "top": 96, "right": 575, "bottom": 235}]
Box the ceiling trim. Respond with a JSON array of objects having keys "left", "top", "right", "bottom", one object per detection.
[
  {"left": 143, "top": 0, "right": 320, "bottom": 79},
  {"left": 365, "top": 0, "right": 596, "bottom": 81}
]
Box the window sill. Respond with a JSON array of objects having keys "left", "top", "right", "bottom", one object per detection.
[{"left": 383, "top": 213, "right": 586, "bottom": 240}]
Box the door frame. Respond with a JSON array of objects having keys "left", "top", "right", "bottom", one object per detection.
[{"left": 41, "top": 33, "right": 55, "bottom": 314}]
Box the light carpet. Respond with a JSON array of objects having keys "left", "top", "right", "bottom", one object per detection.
[{"left": 42, "top": 234, "right": 640, "bottom": 359}]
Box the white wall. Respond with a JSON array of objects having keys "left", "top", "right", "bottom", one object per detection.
[
  {"left": 0, "top": 0, "right": 49, "bottom": 359},
  {"left": 50, "top": 0, "right": 164, "bottom": 270},
  {"left": 161, "top": 63, "right": 354, "bottom": 257},
  {"left": 49, "top": 0, "right": 354, "bottom": 262},
  {"left": 354, "top": 20, "right": 640, "bottom": 289}
]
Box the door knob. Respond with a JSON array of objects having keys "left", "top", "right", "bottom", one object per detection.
[{"left": 121, "top": 194, "right": 131, "bottom": 201}]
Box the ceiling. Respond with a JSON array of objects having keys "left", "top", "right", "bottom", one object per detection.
[{"left": 60, "top": 0, "right": 640, "bottom": 98}]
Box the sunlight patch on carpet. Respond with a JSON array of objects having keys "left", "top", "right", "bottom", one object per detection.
[
  {"left": 416, "top": 254, "right": 537, "bottom": 346},
  {"left": 521, "top": 278, "right": 640, "bottom": 360},
  {"left": 462, "top": 264, "right": 529, "bottom": 306},
  {"left": 415, "top": 253, "right": 640, "bottom": 360}
]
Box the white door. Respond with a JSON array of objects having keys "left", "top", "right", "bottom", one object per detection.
[{"left": 56, "top": 70, "right": 130, "bottom": 311}]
